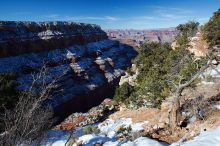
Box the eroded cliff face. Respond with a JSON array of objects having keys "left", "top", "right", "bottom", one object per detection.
[
  {"left": 0, "top": 21, "right": 107, "bottom": 57},
  {"left": 0, "top": 21, "right": 137, "bottom": 122}
]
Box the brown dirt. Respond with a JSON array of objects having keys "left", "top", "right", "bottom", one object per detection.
[
  {"left": 109, "top": 80, "right": 220, "bottom": 144},
  {"left": 182, "top": 79, "right": 220, "bottom": 100},
  {"left": 110, "top": 106, "right": 220, "bottom": 144},
  {"left": 110, "top": 107, "right": 160, "bottom": 123}
]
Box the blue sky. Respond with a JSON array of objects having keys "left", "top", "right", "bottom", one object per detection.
[{"left": 0, "top": 0, "right": 219, "bottom": 29}]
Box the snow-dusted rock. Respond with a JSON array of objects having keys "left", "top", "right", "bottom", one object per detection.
[
  {"left": 0, "top": 22, "right": 137, "bottom": 121},
  {"left": 119, "top": 64, "right": 139, "bottom": 86},
  {"left": 203, "top": 64, "right": 220, "bottom": 77}
]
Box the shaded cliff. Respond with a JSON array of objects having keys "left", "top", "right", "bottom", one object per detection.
[{"left": 0, "top": 21, "right": 137, "bottom": 122}]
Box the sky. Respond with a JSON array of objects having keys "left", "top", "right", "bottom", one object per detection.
[{"left": 0, "top": 0, "right": 219, "bottom": 29}]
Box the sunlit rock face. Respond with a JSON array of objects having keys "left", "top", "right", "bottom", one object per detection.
[
  {"left": 0, "top": 21, "right": 107, "bottom": 57},
  {"left": 0, "top": 21, "right": 137, "bottom": 121}
]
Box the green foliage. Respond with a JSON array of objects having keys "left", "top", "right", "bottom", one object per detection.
[
  {"left": 203, "top": 8, "right": 220, "bottom": 46},
  {"left": 0, "top": 73, "right": 19, "bottom": 131},
  {"left": 206, "top": 75, "right": 213, "bottom": 82},
  {"left": 176, "top": 21, "right": 200, "bottom": 37},
  {"left": 114, "top": 39, "right": 208, "bottom": 107},
  {"left": 83, "top": 125, "right": 100, "bottom": 135},
  {"left": 0, "top": 73, "right": 18, "bottom": 109},
  {"left": 114, "top": 21, "right": 209, "bottom": 108},
  {"left": 176, "top": 21, "right": 199, "bottom": 48},
  {"left": 116, "top": 125, "right": 132, "bottom": 135},
  {"left": 114, "top": 82, "right": 135, "bottom": 105}
]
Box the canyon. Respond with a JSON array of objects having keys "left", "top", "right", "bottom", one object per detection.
[
  {"left": 0, "top": 21, "right": 137, "bottom": 122},
  {"left": 106, "top": 28, "right": 178, "bottom": 47}
]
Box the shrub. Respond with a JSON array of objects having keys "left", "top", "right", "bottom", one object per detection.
[
  {"left": 203, "top": 8, "right": 220, "bottom": 46},
  {"left": 83, "top": 125, "right": 100, "bottom": 135},
  {"left": 116, "top": 125, "right": 132, "bottom": 134},
  {"left": 0, "top": 73, "right": 18, "bottom": 110},
  {"left": 0, "top": 67, "right": 59, "bottom": 145},
  {"left": 114, "top": 82, "right": 135, "bottom": 105},
  {"left": 176, "top": 21, "right": 199, "bottom": 48},
  {"left": 206, "top": 75, "right": 213, "bottom": 82},
  {"left": 116, "top": 125, "right": 133, "bottom": 140},
  {"left": 114, "top": 40, "right": 208, "bottom": 107},
  {"left": 116, "top": 125, "right": 132, "bottom": 137},
  {"left": 0, "top": 73, "right": 19, "bottom": 132},
  {"left": 66, "top": 135, "right": 78, "bottom": 146},
  {"left": 177, "top": 21, "right": 199, "bottom": 38}
]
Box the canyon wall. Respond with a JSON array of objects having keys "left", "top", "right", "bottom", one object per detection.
[
  {"left": 0, "top": 21, "right": 137, "bottom": 122},
  {"left": 0, "top": 21, "right": 107, "bottom": 57}
]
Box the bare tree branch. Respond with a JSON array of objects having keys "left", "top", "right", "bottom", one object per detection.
[{"left": 0, "top": 64, "right": 67, "bottom": 146}]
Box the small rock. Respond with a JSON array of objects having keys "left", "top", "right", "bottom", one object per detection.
[{"left": 153, "top": 125, "right": 159, "bottom": 130}]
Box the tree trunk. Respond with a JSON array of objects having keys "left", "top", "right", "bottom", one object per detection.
[
  {"left": 170, "top": 94, "right": 180, "bottom": 133},
  {"left": 169, "top": 60, "right": 211, "bottom": 133}
]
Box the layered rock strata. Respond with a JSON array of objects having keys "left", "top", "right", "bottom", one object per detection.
[{"left": 0, "top": 21, "right": 137, "bottom": 122}]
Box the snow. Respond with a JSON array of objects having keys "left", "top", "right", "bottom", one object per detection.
[
  {"left": 214, "top": 104, "right": 220, "bottom": 110},
  {"left": 98, "top": 118, "right": 148, "bottom": 138},
  {"left": 202, "top": 64, "right": 220, "bottom": 78},
  {"left": 0, "top": 39, "right": 117, "bottom": 73},
  {"left": 78, "top": 134, "right": 111, "bottom": 146},
  {"left": 49, "top": 140, "right": 66, "bottom": 146},
  {"left": 98, "top": 118, "right": 131, "bottom": 138},
  {"left": 133, "top": 137, "right": 167, "bottom": 146},
  {"left": 103, "top": 141, "right": 119, "bottom": 146},
  {"left": 171, "top": 126, "right": 220, "bottom": 146},
  {"left": 201, "top": 81, "right": 215, "bottom": 85},
  {"left": 44, "top": 118, "right": 152, "bottom": 146},
  {"left": 102, "top": 137, "right": 167, "bottom": 146},
  {"left": 131, "top": 121, "right": 149, "bottom": 132},
  {"left": 44, "top": 117, "right": 220, "bottom": 146}
]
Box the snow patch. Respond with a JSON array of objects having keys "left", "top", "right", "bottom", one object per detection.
[
  {"left": 78, "top": 134, "right": 111, "bottom": 146},
  {"left": 214, "top": 105, "right": 220, "bottom": 110},
  {"left": 98, "top": 118, "right": 148, "bottom": 138},
  {"left": 171, "top": 126, "right": 220, "bottom": 146}
]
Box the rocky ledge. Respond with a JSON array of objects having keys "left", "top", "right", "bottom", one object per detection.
[{"left": 0, "top": 21, "right": 137, "bottom": 123}]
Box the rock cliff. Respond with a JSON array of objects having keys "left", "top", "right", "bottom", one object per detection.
[
  {"left": 0, "top": 21, "right": 137, "bottom": 122},
  {"left": 0, "top": 21, "right": 107, "bottom": 57}
]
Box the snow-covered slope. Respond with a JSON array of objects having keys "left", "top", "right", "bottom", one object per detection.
[
  {"left": 44, "top": 119, "right": 220, "bottom": 146},
  {"left": 44, "top": 118, "right": 167, "bottom": 146}
]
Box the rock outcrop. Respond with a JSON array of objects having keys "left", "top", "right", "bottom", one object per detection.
[
  {"left": 0, "top": 21, "right": 137, "bottom": 122},
  {"left": 171, "top": 31, "right": 209, "bottom": 57},
  {"left": 188, "top": 31, "right": 209, "bottom": 57}
]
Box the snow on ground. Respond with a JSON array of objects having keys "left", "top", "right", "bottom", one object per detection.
[
  {"left": 171, "top": 126, "right": 220, "bottom": 146},
  {"left": 44, "top": 118, "right": 220, "bottom": 146},
  {"left": 215, "top": 104, "right": 220, "bottom": 110},
  {"left": 201, "top": 81, "right": 215, "bottom": 85},
  {"left": 103, "top": 137, "right": 167, "bottom": 146},
  {"left": 78, "top": 134, "right": 112, "bottom": 146},
  {"left": 98, "top": 118, "right": 148, "bottom": 138},
  {"left": 45, "top": 118, "right": 153, "bottom": 146},
  {"left": 202, "top": 64, "right": 220, "bottom": 78}
]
